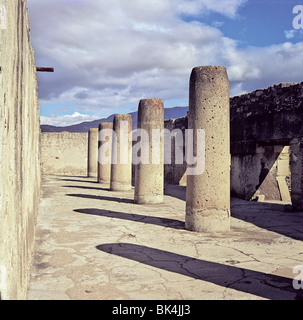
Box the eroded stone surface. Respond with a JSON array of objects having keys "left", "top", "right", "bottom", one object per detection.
[
  {"left": 88, "top": 128, "right": 99, "bottom": 178},
  {"left": 134, "top": 98, "right": 164, "bottom": 204},
  {"left": 0, "top": 0, "right": 41, "bottom": 300},
  {"left": 186, "top": 66, "right": 230, "bottom": 232},
  {"left": 27, "top": 176, "right": 303, "bottom": 300},
  {"left": 98, "top": 122, "right": 113, "bottom": 184},
  {"left": 110, "top": 114, "right": 132, "bottom": 191}
]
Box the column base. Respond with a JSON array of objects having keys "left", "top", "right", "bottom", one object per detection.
[
  {"left": 134, "top": 194, "right": 163, "bottom": 204},
  {"left": 88, "top": 173, "right": 97, "bottom": 178},
  {"left": 98, "top": 178, "right": 110, "bottom": 184},
  {"left": 110, "top": 182, "right": 132, "bottom": 191},
  {"left": 185, "top": 208, "right": 230, "bottom": 232}
]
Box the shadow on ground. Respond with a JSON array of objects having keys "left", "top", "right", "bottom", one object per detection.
[
  {"left": 63, "top": 185, "right": 110, "bottom": 191},
  {"left": 59, "top": 178, "right": 100, "bottom": 184},
  {"left": 67, "top": 193, "right": 134, "bottom": 204},
  {"left": 96, "top": 243, "right": 303, "bottom": 300},
  {"left": 231, "top": 201, "right": 303, "bottom": 241},
  {"left": 164, "top": 184, "right": 186, "bottom": 201},
  {"left": 164, "top": 183, "right": 303, "bottom": 242},
  {"left": 74, "top": 208, "right": 185, "bottom": 230}
]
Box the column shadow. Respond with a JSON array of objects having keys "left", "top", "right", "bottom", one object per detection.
[
  {"left": 67, "top": 193, "right": 134, "bottom": 204},
  {"left": 231, "top": 200, "right": 303, "bottom": 241},
  {"left": 96, "top": 243, "right": 302, "bottom": 300},
  {"left": 55, "top": 175, "right": 88, "bottom": 179},
  {"left": 63, "top": 185, "right": 110, "bottom": 191},
  {"left": 59, "top": 178, "right": 99, "bottom": 184},
  {"left": 74, "top": 208, "right": 185, "bottom": 230},
  {"left": 164, "top": 184, "right": 186, "bottom": 201}
]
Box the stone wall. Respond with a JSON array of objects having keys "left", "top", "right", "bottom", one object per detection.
[
  {"left": 40, "top": 132, "right": 88, "bottom": 176},
  {"left": 164, "top": 82, "right": 303, "bottom": 206},
  {"left": 164, "top": 117, "right": 187, "bottom": 185},
  {"left": 0, "top": 0, "right": 41, "bottom": 299},
  {"left": 230, "top": 145, "right": 291, "bottom": 201},
  {"left": 230, "top": 82, "right": 303, "bottom": 204},
  {"left": 230, "top": 82, "right": 303, "bottom": 153}
]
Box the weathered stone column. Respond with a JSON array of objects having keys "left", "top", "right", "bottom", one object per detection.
[
  {"left": 98, "top": 122, "right": 113, "bottom": 184},
  {"left": 290, "top": 138, "right": 303, "bottom": 210},
  {"left": 185, "top": 65, "right": 230, "bottom": 232},
  {"left": 87, "top": 128, "right": 98, "bottom": 178},
  {"left": 134, "top": 99, "right": 164, "bottom": 204},
  {"left": 110, "top": 114, "right": 132, "bottom": 191}
]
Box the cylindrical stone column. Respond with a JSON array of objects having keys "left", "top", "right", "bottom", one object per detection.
[
  {"left": 87, "top": 127, "right": 99, "bottom": 178},
  {"left": 110, "top": 114, "right": 132, "bottom": 191},
  {"left": 134, "top": 98, "right": 164, "bottom": 204},
  {"left": 98, "top": 122, "right": 113, "bottom": 184},
  {"left": 185, "top": 65, "right": 230, "bottom": 232}
]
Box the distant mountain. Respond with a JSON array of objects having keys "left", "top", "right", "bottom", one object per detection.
[{"left": 40, "top": 106, "right": 188, "bottom": 132}]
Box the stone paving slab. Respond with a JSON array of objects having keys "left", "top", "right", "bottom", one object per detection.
[{"left": 27, "top": 175, "right": 303, "bottom": 300}]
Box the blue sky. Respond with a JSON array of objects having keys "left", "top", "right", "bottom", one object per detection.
[
  {"left": 27, "top": 0, "right": 303, "bottom": 126},
  {"left": 195, "top": 0, "right": 299, "bottom": 47}
]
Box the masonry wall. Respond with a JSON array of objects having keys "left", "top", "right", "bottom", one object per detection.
[
  {"left": 230, "top": 82, "right": 303, "bottom": 152},
  {"left": 230, "top": 82, "right": 303, "bottom": 204},
  {"left": 164, "top": 82, "right": 303, "bottom": 205},
  {"left": 230, "top": 145, "right": 291, "bottom": 201},
  {"left": 164, "top": 117, "right": 187, "bottom": 185},
  {"left": 40, "top": 132, "right": 88, "bottom": 176},
  {"left": 0, "top": 0, "right": 41, "bottom": 299}
]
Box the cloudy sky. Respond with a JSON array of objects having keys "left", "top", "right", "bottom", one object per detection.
[{"left": 27, "top": 0, "right": 303, "bottom": 127}]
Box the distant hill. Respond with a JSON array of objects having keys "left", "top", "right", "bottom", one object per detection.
[{"left": 40, "top": 106, "right": 188, "bottom": 132}]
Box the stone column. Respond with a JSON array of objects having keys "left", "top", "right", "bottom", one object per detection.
[
  {"left": 185, "top": 65, "right": 230, "bottom": 232},
  {"left": 134, "top": 99, "right": 164, "bottom": 204},
  {"left": 87, "top": 128, "right": 98, "bottom": 178},
  {"left": 110, "top": 114, "right": 132, "bottom": 191},
  {"left": 290, "top": 138, "right": 303, "bottom": 210},
  {"left": 98, "top": 122, "right": 113, "bottom": 184}
]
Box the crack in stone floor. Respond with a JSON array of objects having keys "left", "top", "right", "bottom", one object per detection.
[{"left": 27, "top": 175, "right": 303, "bottom": 300}]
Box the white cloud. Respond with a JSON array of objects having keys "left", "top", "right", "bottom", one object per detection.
[
  {"left": 240, "top": 42, "right": 303, "bottom": 88},
  {"left": 175, "top": 0, "right": 247, "bottom": 18},
  {"left": 230, "top": 82, "right": 246, "bottom": 97},
  {"left": 29, "top": 0, "right": 232, "bottom": 111},
  {"left": 28, "top": 0, "right": 303, "bottom": 124},
  {"left": 40, "top": 112, "right": 100, "bottom": 127},
  {"left": 284, "top": 29, "right": 303, "bottom": 40},
  {"left": 285, "top": 30, "right": 296, "bottom": 39}
]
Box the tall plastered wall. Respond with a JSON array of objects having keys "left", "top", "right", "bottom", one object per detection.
[
  {"left": 0, "top": 0, "right": 41, "bottom": 299},
  {"left": 40, "top": 132, "right": 88, "bottom": 176}
]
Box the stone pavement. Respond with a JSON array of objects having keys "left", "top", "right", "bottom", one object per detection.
[{"left": 27, "top": 175, "right": 303, "bottom": 300}]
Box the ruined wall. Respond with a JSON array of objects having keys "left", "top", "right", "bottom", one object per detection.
[
  {"left": 40, "top": 132, "right": 88, "bottom": 176},
  {"left": 231, "top": 145, "right": 291, "bottom": 201},
  {"left": 164, "top": 82, "right": 303, "bottom": 204},
  {"left": 230, "top": 82, "right": 303, "bottom": 154},
  {"left": 0, "top": 0, "right": 41, "bottom": 299},
  {"left": 230, "top": 82, "right": 303, "bottom": 203},
  {"left": 164, "top": 117, "right": 187, "bottom": 185}
]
